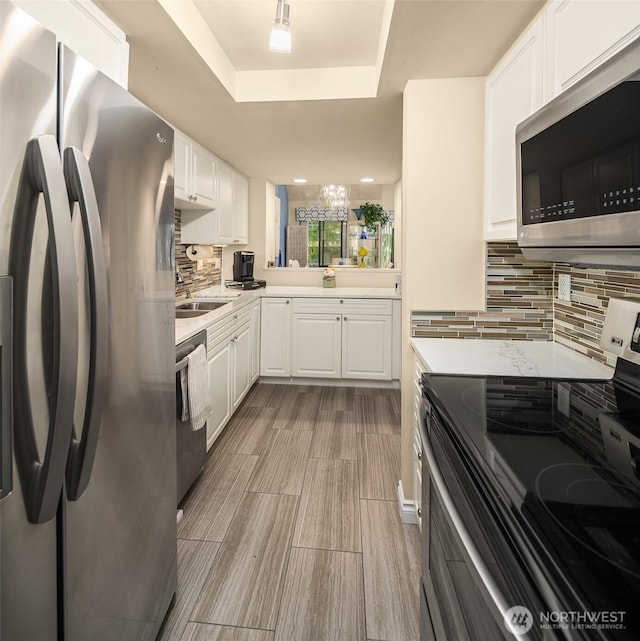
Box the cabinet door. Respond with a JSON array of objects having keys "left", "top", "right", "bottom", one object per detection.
[
  {"left": 191, "top": 143, "right": 215, "bottom": 209},
  {"left": 250, "top": 301, "right": 260, "bottom": 383},
  {"left": 292, "top": 314, "right": 341, "bottom": 378},
  {"left": 174, "top": 132, "right": 191, "bottom": 203},
  {"left": 341, "top": 314, "right": 392, "bottom": 380},
  {"left": 545, "top": 0, "right": 640, "bottom": 98},
  {"left": 15, "top": 0, "right": 129, "bottom": 88},
  {"left": 260, "top": 298, "right": 292, "bottom": 377},
  {"left": 484, "top": 19, "right": 544, "bottom": 241},
  {"left": 232, "top": 173, "right": 249, "bottom": 244},
  {"left": 215, "top": 162, "right": 235, "bottom": 244},
  {"left": 232, "top": 322, "right": 251, "bottom": 409},
  {"left": 207, "top": 340, "right": 232, "bottom": 451}
]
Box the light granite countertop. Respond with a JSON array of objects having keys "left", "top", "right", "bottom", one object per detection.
[
  {"left": 411, "top": 338, "right": 614, "bottom": 379},
  {"left": 176, "top": 285, "right": 400, "bottom": 345}
]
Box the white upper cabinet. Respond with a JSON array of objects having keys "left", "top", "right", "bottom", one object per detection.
[
  {"left": 215, "top": 162, "right": 235, "bottom": 244},
  {"left": 483, "top": 0, "right": 640, "bottom": 241},
  {"left": 544, "top": 0, "right": 640, "bottom": 99},
  {"left": 15, "top": 0, "right": 129, "bottom": 87},
  {"left": 177, "top": 130, "right": 249, "bottom": 245},
  {"left": 233, "top": 174, "right": 250, "bottom": 244},
  {"left": 484, "top": 19, "right": 544, "bottom": 241},
  {"left": 174, "top": 132, "right": 215, "bottom": 210},
  {"left": 191, "top": 144, "right": 216, "bottom": 209}
]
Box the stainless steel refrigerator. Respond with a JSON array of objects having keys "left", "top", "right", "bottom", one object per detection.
[{"left": 0, "top": 4, "right": 177, "bottom": 640}]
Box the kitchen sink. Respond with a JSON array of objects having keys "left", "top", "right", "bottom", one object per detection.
[
  {"left": 175, "top": 309, "right": 210, "bottom": 319},
  {"left": 176, "top": 301, "right": 229, "bottom": 311}
]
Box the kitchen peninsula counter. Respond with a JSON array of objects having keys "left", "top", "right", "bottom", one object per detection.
[{"left": 176, "top": 285, "right": 400, "bottom": 345}]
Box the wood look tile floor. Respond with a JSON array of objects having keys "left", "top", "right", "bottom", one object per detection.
[{"left": 159, "top": 384, "right": 420, "bottom": 641}]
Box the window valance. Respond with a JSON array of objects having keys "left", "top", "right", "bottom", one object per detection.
[{"left": 295, "top": 207, "right": 348, "bottom": 222}]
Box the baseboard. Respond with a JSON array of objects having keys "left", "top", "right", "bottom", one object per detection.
[
  {"left": 397, "top": 480, "right": 418, "bottom": 525},
  {"left": 258, "top": 376, "right": 400, "bottom": 389}
]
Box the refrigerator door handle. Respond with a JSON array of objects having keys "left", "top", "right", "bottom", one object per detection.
[
  {"left": 10, "top": 135, "right": 78, "bottom": 524},
  {"left": 0, "top": 277, "right": 13, "bottom": 500},
  {"left": 63, "top": 147, "right": 109, "bottom": 501}
]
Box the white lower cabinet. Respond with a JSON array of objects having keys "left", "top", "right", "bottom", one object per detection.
[
  {"left": 207, "top": 340, "right": 232, "bottom": 450},
  {"left": 292, "top": 314, "right": 342, "bottom": 378},
  {"left": 250, "top": 300, "right": 260, "bottom": 383},
  {"left": 341, "top": 314, "right": 392, "bottom": 380},
  {"left": 413, "top": 356, "right": 425, "bottom": 530},
  {"left": 205, "top": 302, "right": 256, "bottom": 450},
  {"left": 260, "top": 298, "right": 292, "bottom": 377},
  {"left": 232, "top": 321, "right": 251, "bottom": 409},
  {"left": 262, "top": 296, "right": 397, "bottom": 381}
]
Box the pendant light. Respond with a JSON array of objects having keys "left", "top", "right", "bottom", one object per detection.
[{"left": 270, "top": 0, "right": 291, "bottom": 54}]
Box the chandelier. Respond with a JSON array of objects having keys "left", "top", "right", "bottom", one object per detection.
[{"left": 321, "top": 184, "right": 350, "bottom": 210}]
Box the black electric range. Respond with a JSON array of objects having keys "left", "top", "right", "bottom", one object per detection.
[{"left": 421, "top": 357, "right": 640, "bottom": 640}]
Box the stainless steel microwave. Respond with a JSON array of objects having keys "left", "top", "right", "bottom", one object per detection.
[{"left": 516, "top": 37, "right": 640, "bottom": 268}]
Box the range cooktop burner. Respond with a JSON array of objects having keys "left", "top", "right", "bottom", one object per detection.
[{"left": 535, "top": 462, "right": 640, "bottom": 579}]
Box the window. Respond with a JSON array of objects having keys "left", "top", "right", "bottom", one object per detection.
[{"left": 307, "top": 221, "right": 344, "bottom": 267}]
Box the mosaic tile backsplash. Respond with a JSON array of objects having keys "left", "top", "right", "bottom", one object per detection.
[
  {"left": 175, "top": 209, "right": 223, "bottom": 298},
  {"left": 554, "top": 263, "right": 640, "bottom": 366},
  {"left": 412, "top": 243, "right": 554, "bottom": 340},
  {"left": 411, "top": 242, "right": 640, "bottom": 366}
]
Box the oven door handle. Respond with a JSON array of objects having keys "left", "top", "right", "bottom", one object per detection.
[{"left": 422, "top": 430, "right": 518, "bottom": 635}]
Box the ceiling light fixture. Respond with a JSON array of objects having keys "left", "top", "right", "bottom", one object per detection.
[
  {"left": 269, "top": 0, "right": 291, "bottom": 54},
  {"left": 321, "top": 184, "right": 350, "bottom": 210},
  {"left": 293, "top": 178, "right": 307, "bottom": 184},
  {"left": 360, "top": 177, "right": 375, "bottom": 183}
]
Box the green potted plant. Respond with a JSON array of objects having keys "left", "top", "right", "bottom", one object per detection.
[{"left": 359, "top": 201, "right": 390, "bottom": 233}]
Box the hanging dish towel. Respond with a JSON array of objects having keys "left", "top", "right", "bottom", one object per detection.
[{"left": 185, "top": 344, "right": 212, "bottom": 431}]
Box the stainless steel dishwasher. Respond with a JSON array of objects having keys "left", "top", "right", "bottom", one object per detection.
[{"left": 175, "top": 330, "right": 208, "bottom": 504}]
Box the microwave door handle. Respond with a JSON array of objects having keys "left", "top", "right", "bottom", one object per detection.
[
  {"left": 63, "top": 147, "right": 109, "bottom": 501},
  {"left": 10, "top": 136, "right": 78, "bottom": 523},
  {"left": 422, "top": 430, "right": 524, "bottom": 637}
]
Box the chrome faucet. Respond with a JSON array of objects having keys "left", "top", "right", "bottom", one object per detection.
[
  {"left": 175, "top": 265, "right": 184, "bottom": 284},
  {"left": 186, "top": 289, "right": 192, "bottom": 299}
]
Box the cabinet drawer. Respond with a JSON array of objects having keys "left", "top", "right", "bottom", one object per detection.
[
  {"left": 207, "top": 315, "right": 235, "bottom": 352},
  {"left": 291, "top": 297, "right": 392, "bottom": 316}
]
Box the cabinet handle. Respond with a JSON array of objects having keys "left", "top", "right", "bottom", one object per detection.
[
  {"left": 286, "top": 300, "right": 290, "bottom": 304},
  {"left": 233, "top": 314, "right": 238, "bottom": 319},
  {"left": 417, "top": 451, "right": 422, "bottom": 460},
  {"left": 336, "top": 316, "right": 340, "bottom": 321},
  {"left": 344, "top": 317, "right": 348, "bottom": 321},
  {"left": 193, "top": 195, "right": 198, "bottom": 202},
  {"left": 340, "top": 300, "right": 344, "bottom": 304},
  {"left": 417, "top": 507, "right": 422, "bottom": 518}
]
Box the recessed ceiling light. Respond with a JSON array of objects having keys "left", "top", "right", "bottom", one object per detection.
[
  {"left": 293, "top": 178, "right": 307, "bottom": 183},
  {"left": 360, "top": 177, "right": 375, "bottom": 183}
]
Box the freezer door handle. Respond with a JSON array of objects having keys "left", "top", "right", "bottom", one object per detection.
[
  {"left": 63, "top": 147, "right": 109, "bottom": 500},
  {"left": 0, "top": 277, "right": 13, "bottom": 500},
  {"left": 10, "top": 136, "right": 78, "bottom": 523}
]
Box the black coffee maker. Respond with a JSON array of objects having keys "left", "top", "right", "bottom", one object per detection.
[{"left": 233, "top": 251, "right": 255, "bottom": 282}]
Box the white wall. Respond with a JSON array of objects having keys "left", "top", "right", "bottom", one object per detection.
[{"left": 400, "top": 77, "right": 486, "bottom": 497}]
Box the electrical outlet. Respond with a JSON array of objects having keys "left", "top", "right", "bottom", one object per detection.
[
  {"left": 558, "top": 273, "right": 571, "bottom": 301},
  {"left": 196, "top": 259, "right": 203, "bottom": 271},
  {"left": 213, "top": 257, "right": 221, "bottom": 270}
]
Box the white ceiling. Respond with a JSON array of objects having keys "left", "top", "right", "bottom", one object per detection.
[
  {"left": 96, "top": 0, "right": 544, "bottom": 185},
  {"left": 194, "top": 0, "right": 386, "bottom": 71}
]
